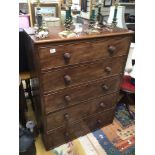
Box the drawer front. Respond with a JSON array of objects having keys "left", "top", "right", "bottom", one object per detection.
[
  {"left": 38, "top": 36, "right": 131, "bottom": 70},
  {"left": 43, "top": 121, "right": 88, "bottom": 150},
  {"left": 43, "top": 108, "right": 115, "bottom": 150},
  {"left": 44, "top": 76, "right": 120, "bottom": 114},
  {"left": 46, "top": 93, "right": 118, "bottom": 131},
  {"left": 41, "top": 56, "right": 126, "bottom": 93}
]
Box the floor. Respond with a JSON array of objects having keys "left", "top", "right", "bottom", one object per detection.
[{"left": 25, "top": 100, "right": 53, "bottom": 155}]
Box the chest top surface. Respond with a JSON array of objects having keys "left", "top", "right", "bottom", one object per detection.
[{"left": 24, "top": 25, "right": 134, "bottom": 44}]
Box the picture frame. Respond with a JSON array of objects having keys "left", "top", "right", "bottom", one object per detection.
[
  {"left": 103, "top": 0, "right": 112, "bottom": 7},
  {"left": 81, "top": 0, "right": 88, "bottom": 12},
  {"left": 30, "top": 3, "right": 59, "bottom": 26}
]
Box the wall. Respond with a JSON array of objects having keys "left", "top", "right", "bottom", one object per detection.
[
  {"left": 19, "top": 0, "right": 28, "bottom": 2},
  {"left": 30, "top": 0, "right": 59, "bottom": 3}
]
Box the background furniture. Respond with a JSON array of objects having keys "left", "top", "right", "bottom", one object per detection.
[
  {"left": 19, "top": 28, "right": 30, "bottom": 72},
  {"left": 24, "top": 26, "right": 133, "bottom": 150},
  {"left": 119, "top": 41, "right": 135, "bottom": 119},
  {"left": 120, "top": 75, "right": 135, "bottom": 119},
  {"left": 20, "top": 72, "right": 35, "bottom": 111},
  {"left": 116, "top": 0, "right": 135, "bottom": 32},
  {"left": 19, "top": 78, "right": 27, "bottom": 127},
  {"left": 19, "top": 28, "right": 34, "bottom": 112},
  {"left": 19, "top": 14, "right": 30, "bottom": 29}
]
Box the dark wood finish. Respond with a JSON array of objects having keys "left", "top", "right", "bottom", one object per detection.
[
  {"left": 46, "top": 93, "right": 118, "bottom": 131},
  {"left": 19, "top": 29, "right": 29, "bottom": 72},
  {"left": 41, "top": 56, "right": 126, "bottom": 93},
  {"left": 43, "top": 107, "right": 115, "bottom": 150},
  {"left": 44, "top": 76, "right": 120, "bottom": 114},
  {"left": 38, "top": 36, "right": 131, "bottom": 71},
  {"left": 24, "top": 26, "right": 133, "bottom": 44},
  {"left": 23, "top": 26, "right": 133, "bottom": 150}
]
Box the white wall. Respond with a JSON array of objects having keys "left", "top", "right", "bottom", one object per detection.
[{"left": 19, "top": 0, "right": 28, "bottom": 2}]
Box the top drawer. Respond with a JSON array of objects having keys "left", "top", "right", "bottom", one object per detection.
[{"left": 38, "top": 36, "right": 131, "bottom": 71}]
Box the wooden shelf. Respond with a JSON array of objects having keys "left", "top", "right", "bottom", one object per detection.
[
  {"left": 126, "top": 23, "right": 135, "bottom": 25},
  {"left": 119, "top": 2, "right": 135, "bottom": 6}
]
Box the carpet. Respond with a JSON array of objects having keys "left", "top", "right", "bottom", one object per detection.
[
  {"left": 36, "top": 103, "right": 135, "bottom": 155},
  {"left": 115, "top": 103, "right": 135, "bottom": 128}
]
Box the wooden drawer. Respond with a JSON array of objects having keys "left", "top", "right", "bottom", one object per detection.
[
  {"left": 45, "top": 93, "right": 118, "bottom": 131},
  {"left": 44, "top": 76, "right": 120, "bottom": 113},
  {"left": 38, "top": 36, "right": 131, "bottom": 71},
  {"left": 43, "top": 107, "right": 115, "bottom": 150},
  {"left": 41, "top": 56, "right": 126, "bottom": 93}
]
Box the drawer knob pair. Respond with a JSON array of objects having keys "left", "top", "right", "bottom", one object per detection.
[
  {"left": 108, "top": 45, "right": 116, "bottom": 55},
  {"left": 64, "top": 75, "right": 72, "bottom": 85},
  {"left": 64, "top": 95, "right": 71, "bottom": 102},
  {"left": 102, "top": 84, "right": 109, "bottom": 91},
  {"left": 105, "top": 67, "right": 112, "bottom": 73},
  {"left": 64, "top": 53, "right": 71, "bottom": 63}
]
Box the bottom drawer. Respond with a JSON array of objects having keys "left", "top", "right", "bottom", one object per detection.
[{"left": 42, "top": 107, "right": 115, "bottom": 150}]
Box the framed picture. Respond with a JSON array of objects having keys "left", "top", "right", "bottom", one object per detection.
[
  {"left": 81, "top": 0, "right": 88, "bottom": 12},
  {"left": 103, "top": 0, "right": 112, "bottom": 7},
  {"left": 30, "top": 3, "right": 59, "bottom": 26}
]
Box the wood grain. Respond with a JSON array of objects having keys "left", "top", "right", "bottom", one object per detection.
[
  {"left": 45, "top": 93, "right": 118, "bottom": 131},
  {"left": 38, "top": 36, "right": 131, "bottom": 71},
  {"left": 44, "top": 75, "right": 120, "bottom": 115},
  {"left": 23, "top": 26, "right": 133, "bottom": 150},
  {"left": 41, "top": 56, "right": 126, "bottom": 93},
  {"left": 43, "top": 107, "right": 115, "bottom": 150}
]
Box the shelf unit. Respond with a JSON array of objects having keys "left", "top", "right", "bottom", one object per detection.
[
  {"left": 115, "top": 0, "right": 135, "bottom": 30},
  {"left": 126, "top": 22, "right": 135, "bottom": 25},
  {"left": 118, "top": 2, "right": 135, "bottom": 6}
]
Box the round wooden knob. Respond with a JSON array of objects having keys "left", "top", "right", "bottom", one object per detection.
[
  {"left": 100, "top": 102, "right": 105, "bottom": 108},
  {"left": 64, "top": 95, "right": 71, "bottom": 102},
  {"left": 108, "top": 45, "right": 116, "bottom": 55},
  {"left": 64, "top": 75, "right": 72, "bottom": 85},
  {"left": 102, "top": 84, "right": 109, "bottom": 91},
  {"left": 105, "top": 67, "right": 112, "bottom": 73},
  {"left": 63, "top": 53, "right": 71, "bottom": 63},
  {"left": 64, "top": 113, "right": 70, "bottom": 120}
]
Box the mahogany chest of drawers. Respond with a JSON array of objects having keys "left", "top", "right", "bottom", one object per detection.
[{"left": 24, "top": 26, "right": 133, "bottom": 150}]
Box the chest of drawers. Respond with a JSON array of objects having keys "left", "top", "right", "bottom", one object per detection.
[{"left": 24, "top": 26, "right": 133, "bottom": 150}]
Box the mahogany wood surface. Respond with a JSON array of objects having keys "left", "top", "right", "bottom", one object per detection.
[
  {"left": 41, "top": 56, "right": 126, "bottom": 93},
  {"left": 46, "top": 93, "right": 118, "bottom": 131},
  {"left": 23, "top": 26, "right": 133, "bottom": 150},
  {"left": 38, "top": 36, "right": 131, "bottom": 71},
  {"left": 44, "top": 76, "right": 120, "bottom": 116},
  {"left": 24, "top": 26, "right": 133, "bottom": 44}
]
